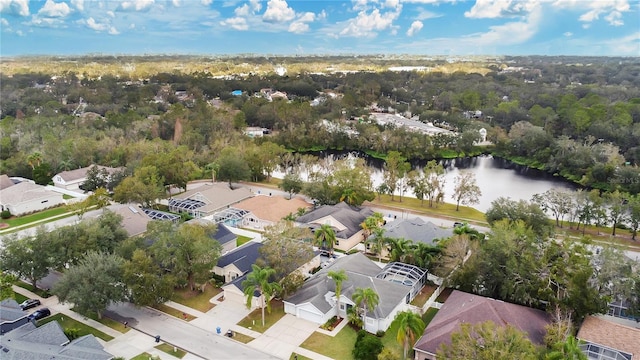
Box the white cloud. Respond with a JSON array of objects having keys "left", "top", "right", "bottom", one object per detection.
[
  {"left": 172, "top": 0, "right": 180, "bottom": 6},
  {"left": 469, "top": 6, "right": 541, "bottom": 45},
  {"left": 604, "top": 10, "right": 623, "bottom": 26},
  {"left": 38, "top": 0, "right": 71, "bottom": 17},
  {"left": 318, "top": 9, "right": 327, "bottom": 20},
  {"left": 288, "top": 11, "right": 315, "bottom": 33},
  {"left": 465, "top": 0, "right": 539, "bottom": 18},
  {"left": 120, "top": 0, "right": 154, "bottom": 12},
  {"left": 416, "top": 8, "right": 441, "bottom": 20},
  {"left": 71, "top": 0, "right": 84, "bottom": 11},
  {"left": 563, "top": 31, "right": 573, "bottom": 36},
  {"left": 263, "top": 0, "right": 295, "bottom": 23},
  {"left": 85, "top": 17, "right": 109, "bottom": 31},
  {"left": 385, "top": 0, "right": 399, "bottom": 8},
  {"left": 552, "top": 0, "right": 630, "bottom": 26},
  {"left": 107, "top": 10, "right": 115, "bottom": 17},
  {"left": 0, "top": 0, "right": 30, "bottom": 16},
  {"left": 406, "top": 20, "right": 423, "bottom": 36},
  {"left": 288, "top": 21, "right": 308, "bottom": 33},
  {"left": 600, "top": 31, "right": 640, "bottom": 55},
  {"left": 0, "top": 17, "right": 7, "bottom": 26},
  {"left": 108, "top": 26, "right": 119, "bottom": 35},
  {"left": 250, "top": 0, "right": 262, "bottom": 12},
  {"left": 201, "top": 0, "right": 213, "bottom": 5},
  {"left": 220, "top": 16, "right": 248, "bottom": 30},
  {"left": 234, "top": 3, "right": 250, "bottom": 16},
  {"left": 338, "top": 8, "right": 401, "bottom": 37}
]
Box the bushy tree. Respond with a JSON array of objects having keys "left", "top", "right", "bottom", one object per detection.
[
  {"left": 53, "top": 252, "right": 127, "bottom": 319},
  {"left": 352, "top": 330, "right": 384, "bottom": 360},
  {"left": 122, "top": 249, "right": 175, "bottom": 306},
  {"left": 0, "top": 228, "right": 51, "bottom": 289},
  {"left": 451, "top": 172, "right": 481, "bottom": 211},
  {"left": 486, "top": 197, "right": 552, "bottom": 237}
]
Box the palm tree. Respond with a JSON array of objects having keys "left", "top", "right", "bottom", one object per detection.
[
  {"left": 352, "top": 287, "right": 379, "bottom": 331},
  {"left": 328, "top": 270, "right": 348, "bottom": 319},
  {"left": 361, "top": 212, "right": 384, "bottom": 241},
  {"left": 370, "top": 228, "right": 388, "bottom": 262},
  {"left": 314, "top": 224, "right": 337, "bottom": 256},
  {"left": 413, "top": 242, "right": 441, "bottom": 270},
  {"left": 340, "top": 188, "right": 359, "bottom": 206},
  {"left": 546, "top": 336, "right": 587, "bottom": 360},
  {"left": 27, "top": 152, "right": 43, "bottom": 170},
  {"left": 387, "top": 238, "right": 415, "bottom": 263},
  {"left": 242, "top": 264, "right": 282, "bottom": 327},
  {"left": 394, "top": 311, "right": 425, "bottom": 360}
]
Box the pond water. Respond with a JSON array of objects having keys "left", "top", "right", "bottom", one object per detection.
[{"left": 274, "top": 152, "right": 576, "bottom": 212}]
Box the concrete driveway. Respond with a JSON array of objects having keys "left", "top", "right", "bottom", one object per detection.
[{"left": 248, "top": 314, "right": 322, "bottom": 360}]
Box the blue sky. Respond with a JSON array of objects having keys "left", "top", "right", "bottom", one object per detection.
[{"left": 1, "top": 0, "right": 638, "bottom": 56}]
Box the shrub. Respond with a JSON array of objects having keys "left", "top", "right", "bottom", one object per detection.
[
  {"left": 0, "top": 210, "right": 11, "bottom": 219},
  {"left": 352, "top": 330, "right": 383, "bottom": 360}
]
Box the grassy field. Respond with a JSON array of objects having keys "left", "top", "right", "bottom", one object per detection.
[
  {"left": 153, "top": 304, "right": 197, "bottom": 321},
  {"left": 130, "top": 352, "right": 154, "bottom": 360},
  {"left": 172, "top": 283, "right": 219, "bottom": 312},
  {"left": 237, "top": 300, "right": 286, "bottom": 333},
  {"left": 39, "top": 313, "right": 114, "bottom": 341},
  {"left": 155, "top": 343, "right": 187, "bottom": 358},
  {"left": 422, "top": 307, "right": 439, "bottom": 326},
  {"left": 368, "top": 195, "right": 487, "bottom": 224}
]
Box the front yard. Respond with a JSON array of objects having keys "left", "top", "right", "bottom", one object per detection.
[
  {"left": 172, "top": 283, "right": 220, "bottom": 312},
  {"left": 237, "top": 299, "right": 285, "bottom": 333},
  {"left": 301, "top": 325, "right": 358, "bottom": 360},
  {"left": 39, "top": 313, "right": 114, "bottom": 341}
]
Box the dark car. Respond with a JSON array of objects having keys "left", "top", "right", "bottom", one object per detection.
[
  {"left": 27, "top": 307, "right": 51, "bottom": 321},
  {"left": 19, "top": 299, "right": 41, "bottom": 310},
  {"left": 453, "top": 222, "right": 464, "bottom": 228}
]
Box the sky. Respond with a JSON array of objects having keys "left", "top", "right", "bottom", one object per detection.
[{"left": 0, "top": 0, "right": 639, "bottom": 57}]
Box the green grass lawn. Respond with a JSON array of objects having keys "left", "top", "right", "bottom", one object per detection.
[
  {"left": 13, "top": 292, "right": 28, "bottom": 303},
  {"left": 130, "top": 352, "right": 154, "bottom": 360},
  {"left": 237, "top": 300, "right": 285, "bottom": 333},
  {"left": 230, "top": 331, "right": 254, "bottom": 344},
  {"left": 381, "top": 320, "right": 403, "bottom": 357},
  {"left": 153, "top": 303, "right": 197, "bottom": 321},
  {"left": 289, "top": 354, "right": 312, "bottom": 360},
  {"left": 39, "top": 313, "right": 114, "bottom": 341},
  {"left": 155, "top": 343, "right": 187, "bottom": 358},
  {"left": 237, "top": 235, "right": 252, "bottom": 246},
  {"left": 422, "top": 307, "right": 439, "bottom": 326},
  {"left": 1, "top": 207, "right": 70, "bottom": 227},
  {"left": 15, "top": 281, "right": 52, "bottom": 298},
  {"left": 368, "top": 195, "right": 487, "bottom": 224},
  {"left": 301, "top": 325, "right": 358, "bottom": 360},
  {"left": 172, "top": 283, "right": 219, "bottom": 312}
]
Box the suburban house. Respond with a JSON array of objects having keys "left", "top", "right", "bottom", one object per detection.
[
  {"left": 284, "top": 252, "right": 427, "bottom": 334},
  {"left": 0, "top": 321, "right": 114, "bottom": 359},
  {"left": 52, "top": 165, "right": 122, "bottom": 191},
  {"left": 0, "top": 174, "right": 15, "bottom": 190},
  {"left": 0, "top": 299, "right": 28, "bottom": 335},
  {"left": 366, "top": 217, "right": 453, "bottom": 258},
  {"left": 111, "top": 204, "right": 155, "bottom": 237},
  {"left": 212, "top": 223, "right": 238, "bottom": 254},
  {"left": 296, "top": 202, "right": 374, "bottom": 252},
  {"left": 577, "top": 315, "right": 640, "bottom": 360},
  {"left": 0, "top": 182, "right": 65, "bottom": 216},
  {"left": 168, "top": 182, "right": 253, "bottom": 219},
  {"left": 215, "top": 241, "right": 264, "bottom": 289},
  {"left": 413, "top": 290, "right": 552, "bottom": 360},
  {"left": 233, "top": 195, "right": 312, "bottom": 230}
]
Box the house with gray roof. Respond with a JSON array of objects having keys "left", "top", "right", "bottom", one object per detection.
[
  {"left": 169, "top": 182, "right": 253, "bottom": 219},
  {"left": 413, "top": 290, "right": 552, "bottom": 360},
  {"left": 366, "top": 217, "right": 452, "bottom": 258},
  {"left": 296, "top": 202, "right": 374, "bottom": 252},
  {"left": 0, "top": 299, "right": 29, "bottom": 335},
  {"left": 0, "top": 321, "right": 113, "bottom": 359},
  {"left": 284, "top": 252, "right": 427, "bottom": 334},
  {"left": 52, "top": 165, "right": 122, "bottom": 191},
  {"left": 215, "top": 241, "right": 264, "bottom": 306},
  {"left": 211, "top": 223, "right": 238, "bottom": 254},
  {"left": 0, "top": 182, "right": 65, "bottom": 216}
]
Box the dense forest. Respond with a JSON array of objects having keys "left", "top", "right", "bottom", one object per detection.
[{"left": 1, "top": 55, "right": 639, "bottom": 195}]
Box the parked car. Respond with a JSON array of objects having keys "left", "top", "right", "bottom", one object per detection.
[
  {"left": 453, "top": 222, "right": 464, "bottom": 228},
  {"left": 19, "top": 298, "right": 41, "bottom": 310},
  {"left": 27, "top": 307, "right": 51, "bottom": 321}
]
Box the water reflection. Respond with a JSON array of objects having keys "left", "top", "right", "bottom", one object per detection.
[{"left": 274, "top": 152, "right": 576, "bottom": 212}]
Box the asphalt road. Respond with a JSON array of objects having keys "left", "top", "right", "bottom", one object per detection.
[{"left": 107, "top": 303, "right": 279, "bottom": 360}]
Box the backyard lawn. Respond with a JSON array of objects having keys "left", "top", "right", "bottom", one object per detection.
[
  {"left": 301, "top": 325, "right": 358, "bottom": 360},
  {"left": 172, "top": 283, "right": 220, "bottom": 312},
  {"left": 410, "top": 284, "right": 438, "bottom": 307},
  {"left": 39, "top": 313, "right": 114, "bottom": 341},
  {"left": 237, "top": 300, "right": 285, "bottom": 333},
  {"left": 422, "top": 307, "right": 439, "bottom": 326},
  {"left": 368, "top": 194, "right": 487, "bottom": 224}
]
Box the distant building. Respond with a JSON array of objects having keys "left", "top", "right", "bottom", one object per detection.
[
  {"left": 168, "top": 182, "right": 253, "bottom": 219},
  {"left": 0, "top": 182, "right": 65, "bottom": 216}
]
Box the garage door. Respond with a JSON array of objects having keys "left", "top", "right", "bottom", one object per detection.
[{"left": 298, "top": 307, "right": 324, "bottom": 324}]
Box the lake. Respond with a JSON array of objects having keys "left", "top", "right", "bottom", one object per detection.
[{"left": 274, "top": 152, "right": 576, "bottom": 212}]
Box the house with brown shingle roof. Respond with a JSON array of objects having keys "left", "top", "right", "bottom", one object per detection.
[
  {"left": 0, "top": 182, "right": 65, "bottom": 216},
  {"left": 577, "top": 315, "right": 640, "bottom": 360},
  {"left": 413, "top": 290, "right": 552, "bottom": 360},
  {"left": 233, "top": 195, "right": 312, "bottom": 230}
]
